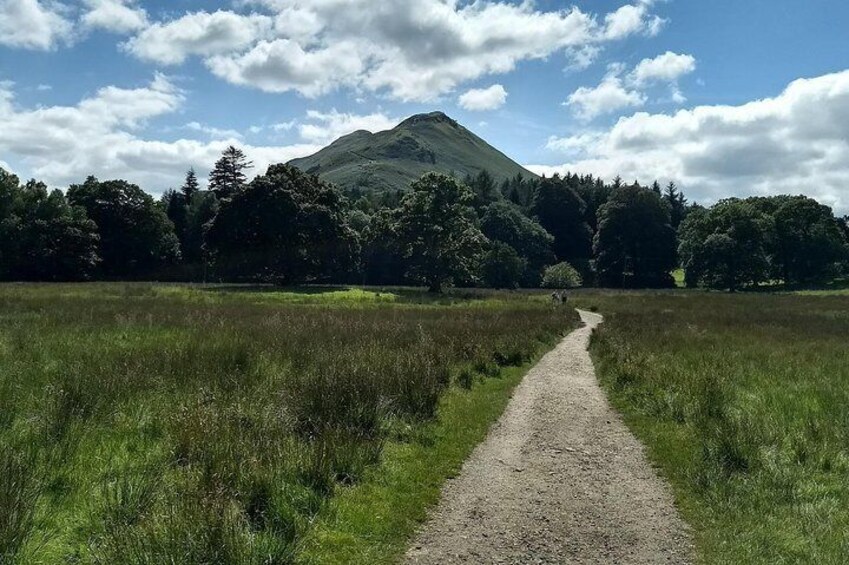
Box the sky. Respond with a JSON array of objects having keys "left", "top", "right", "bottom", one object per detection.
[{"left": 1, "top": 0, "right": 848, "bottom": 211}]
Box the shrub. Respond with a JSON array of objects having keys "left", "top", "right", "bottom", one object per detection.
[{"left": 541, "top": 262, "right": 583, "bottom": 289}]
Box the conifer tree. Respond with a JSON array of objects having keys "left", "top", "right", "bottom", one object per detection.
[{"left": 209, "top": 146, "right": 253, "bottom": 200}]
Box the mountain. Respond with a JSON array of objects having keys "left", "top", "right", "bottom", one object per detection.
[{"left": 288, "top": 112, "right": 537, "bottom": 193}]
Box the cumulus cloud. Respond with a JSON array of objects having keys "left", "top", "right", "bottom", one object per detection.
[
  {"left": 297, "top": 109, "right": 399, "bottom": 145},
  {"left": 630, "top": 51, "right": 696, "bottom": 86},
  {"left": 124, "top": 10, "right": 274, "bottom": 65},
  {"left": 0, "top": 76, "right": 320, "bottom": 193},
  {"left": 531, "top": 70, "right": 849, "bottom": 212},
  {"left": 125, "top": 0, "right": 665, "bottom": 101},
  {"left": 567, "top": 52, "right": 696, "bottom": 119},
  {"left": 0, "top": 0, "right": 73, "bottom": 50},
  {"left": 82, "top": 0, "right": 148, "bottom": 34},
  {"left": 206, "top": 39, "right": 365, "bottom": 97},
  {"left": 602, "top": 0, "right": 665, "bottom": 40},
  {"left": 458, "top": 84, "right": 508, "bottom": 111},
  {"left": 567, "top": 71, "right": 646, "bottom": 121}
]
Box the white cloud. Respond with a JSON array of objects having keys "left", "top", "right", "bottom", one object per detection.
[
  {"left": 630, "top": 51, "right": 696, "bottom": 86},
  {"left": 532, "top": 69, "right": 849, "bottom": 213},
  {"left": 184, "top": 122, "right": 244, "bottom": 141},
  {"left": 124, "top": 10, "right": 274, "bottom": 65},
  {"left": 602, "top": 0, "right": 665, "bottom": 40},
  {"left": 0, "top": 0, "right": 73, "bottom": 50},
  {"left": 458, "top": 84, "right": 508, "bottom": 111},
  {"left": 297, "top": 110, "right": 399, "bottom": 145},
  {"left": 206, "top": 39, "right": 365, "bottom": 97},
  {"left": 125, "top": 1, "right": 665, "bottom": 101},
  {"left": 567, "top": 72, "right": 646, "bottom": 121},
  {"left": 82, "top": 0, "right": 148, "bottom": 34},
  {"left": 0, "top": 76, "right": 321, "bottom": 193},
  {"left": 567, "top": 52, "right": 696, "bottom": 119}
]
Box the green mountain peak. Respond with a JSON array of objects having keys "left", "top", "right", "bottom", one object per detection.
[{"left": 288, "top": 112, "right": 536, "bottom": 194}]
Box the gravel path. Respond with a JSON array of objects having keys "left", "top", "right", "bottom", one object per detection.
[{"left": 404, "top": 310, "right": 693, "bottom": 564}]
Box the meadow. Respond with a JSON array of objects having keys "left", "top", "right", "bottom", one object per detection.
[
  {"left": 0, "top": 283, "right": 578, "bottom": 564},
  {"left": 576, "top": 291, "right": 849, "bottom": 564}
]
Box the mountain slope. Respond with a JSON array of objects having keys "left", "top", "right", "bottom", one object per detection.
[{"left": 288, "top": 112, "right": 537, "bottom": 193}]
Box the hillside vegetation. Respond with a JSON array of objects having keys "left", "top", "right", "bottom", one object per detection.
[{"left": 288, "top": 112, "right": 536, "bottom": 194}]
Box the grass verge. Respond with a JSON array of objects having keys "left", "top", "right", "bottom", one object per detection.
[
  {"left": 298, "top": 362, "right": 536, "bottom": 564},
  {"left": 575, "top": 291, "right": 849, "bottom": 564}
]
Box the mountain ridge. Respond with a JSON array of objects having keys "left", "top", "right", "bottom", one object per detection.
[{"left": 288, "top": 112, "right": 537, "bottom": 193}]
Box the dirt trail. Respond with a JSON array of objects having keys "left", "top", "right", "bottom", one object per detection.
[{"left": 405, "top": 310, "right": 693, "bottom": 564}]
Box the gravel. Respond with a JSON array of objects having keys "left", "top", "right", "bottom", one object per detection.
[{"left": 404, "top": 310, "right": 693, "bottom": 564}]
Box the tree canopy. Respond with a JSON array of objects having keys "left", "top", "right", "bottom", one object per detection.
[
  {"left": 1, "top": 171, "right": 99, "bottom": 281},
  {"left": 396, "top": 173, "right": 487, "bottom": 292},
  {"left": 205, "top": 164, "right": 357, "bottom": 284},
  {"left": 67, "top": 176, "right": 179, "bottom": 277},
  {"left": 209, "top": 146, "right": 253, "bottom": 200},
  {"left": 531, "top": 175, "right": 593, "bottom": 270},
  {"left": 678, "top": 199, "right": 771, "bottom": 290},
  {"left": 594, "top": 184, "right": 677, "bottom": 288},
  {"left": 480, "top": 201, "right": 555, "bottom": 286},
  {"left": 4, "top": 142, "right": 847, "bottom": 292}
]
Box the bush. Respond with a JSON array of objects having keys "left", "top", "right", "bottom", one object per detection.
[{"left": 541, "top": 262, "right": 583, "bottom": 289}]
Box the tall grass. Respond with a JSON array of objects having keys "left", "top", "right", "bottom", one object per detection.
[
  {"left": 0, "top": 283, "right": 575, "bottom": 563},
  {"left": 577, "top": 291, "right": 849, "bottom": 563}
]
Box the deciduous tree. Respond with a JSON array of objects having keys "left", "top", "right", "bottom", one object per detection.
[
  {"left": 205, "top": 164, "right": 357, "bottom": 283},
  {"left": 396, "top": 173, "right": 487, "bottom": 292},
  {"left": 67, "top": 177, "right": 179, "bottom": 277},
  {"left": 594, "top": 185, "right": 676, "bottom": 288}
]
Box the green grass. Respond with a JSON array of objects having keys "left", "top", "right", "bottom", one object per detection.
[
  {"left": 0, "top": 283, "right": 578, "bottom": 564},
  {"left": 574, "top": 291, "right": 849, "bottom": 564}
]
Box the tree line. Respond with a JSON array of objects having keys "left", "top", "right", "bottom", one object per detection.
[{"left": 1, "top": 146, "right": 847, "bottom": 291}]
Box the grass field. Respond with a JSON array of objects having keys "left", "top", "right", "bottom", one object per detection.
[
  {"left": 0, "top": 283, "right": 578, "bottom": 564},
  {"left": 575, "top": 291, "right": 849, "bottom": 564}
]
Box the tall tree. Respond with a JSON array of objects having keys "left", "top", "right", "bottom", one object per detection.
[
  {"left": 183, "top": 191, "right": 219, "bottom": 264},
  {"left": 396, "top": 173, "right": 487, "bottom": 292},
  {"left": 651, "top": 180, "right": 662, "bottom": 195},
  {"left": 678, "top": 199, "right": 771, "bottom": 290},
  {"left": 531, "top": 175, "right": 593, "bottom": 269},
  {"left": 466, "top": 169, "right": 501, "bottom": 211},
  {"left": 161, "top": 189, "right": 187, "bottom": 249},
  {"left": 594, "top": 185, "right": 677, "bottom": 288},
  {"left": 209, "top": 146, "right": 253, "bottom": 200},
  {"left": 205, "top": 164, "right": 357, "bottom": 284},
  {"left": 480, "top": 201, "right": 555, "bottom": 286},
  {"left": 769, "top": 196, "right": 848, "bottom": 284},
  {"left": 181, "top": 168, "right": 200, "bottom": 201},
  {"left": 67, "top": 177, "right": 180, "bottom": 277},
  {"left": 479, "top": 241, "right": 526, "bottom": 289},
  {"left": 664, "top": 181, "right": 688, "bottom": 230},
  {"left": 0, "top": 170, "right": 99, "bottom": 281},
  {"left": 361, "top": 208, "right": 407, "bottom": 285}
]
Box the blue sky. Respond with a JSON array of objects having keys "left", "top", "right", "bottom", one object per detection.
[{"left": 1, "top": 0, "right": 848, "bottom": 211}]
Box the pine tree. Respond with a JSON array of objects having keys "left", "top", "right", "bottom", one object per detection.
[
  {"left": 611, "top": 175, "right": 623, "bottom": 189},
  {"left": 664, "top": 181, "right": 688, "bottom": 230},
  {"left": 181, "top": 168, "right": 199, "bottom": 201},
  {"left": 209, "top": 146, "right": 253, "bottom": 200}
]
